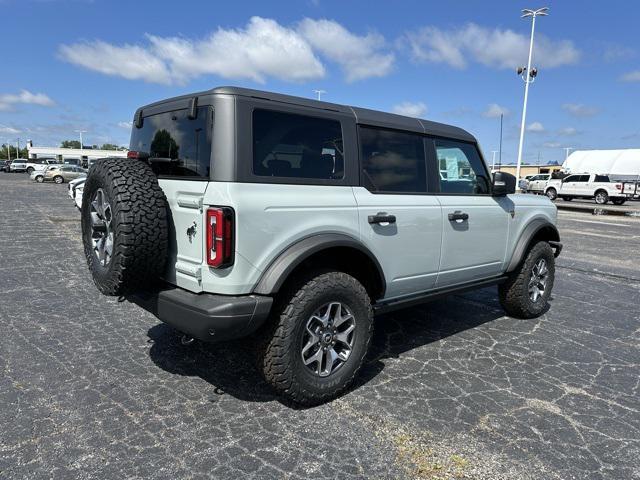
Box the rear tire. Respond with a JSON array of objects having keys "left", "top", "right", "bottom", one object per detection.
[
  {"left": 35, "top": 175, "right": 44, "bottom": 183},
  {"left": 561, "top": 196, "right": 572, "bottom": 201},
  {"left": 546, "top": 188, "right": 557, "bottom": 200},
  {"left": 53, "top": 175, "right": 64, "bottom": 184},
  {"left": 499, "top": 241, "right": 555, "bottom": 319},
  {"left": 594, "top": 190, "right": 609, "bottom": 204},
  {"left": 27, "top": 167, "right": 34, "bottom": 174},
  {"left": 612, "top": 198, "right": 626, "bottom": 206},
  {"left": 258, "top": 271, "right": 373, "bottom": 406},
  {"left": 81, "top": 158, "right": 169, "bottom": 296}
]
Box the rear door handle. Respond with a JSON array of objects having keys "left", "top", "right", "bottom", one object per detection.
[
  {"left": 448, "top": 211, "right": 469, "bottom": 222},
  {"left": 368, "top": 212, "right": 396, "bottom": 224}
]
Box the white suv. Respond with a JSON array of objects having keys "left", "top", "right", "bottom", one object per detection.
[{"left": 81, "top": 87, "right": 562, "bottom": 405}]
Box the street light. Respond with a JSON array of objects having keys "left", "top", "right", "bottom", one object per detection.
[
  {"left": 515, "top": 7, "right": 548, "bottom": 187},
  {"left": 75, "top": 130, "right": 87, "bottom": 159},
  {"left": 563, "top": 147, "right": 573, "bottom": 160},
  {"left": 491, "top": 150, "right": 499, "bottom": 171}
]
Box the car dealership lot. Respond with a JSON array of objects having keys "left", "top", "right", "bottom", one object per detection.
[{"left": 1, "top": 173, "right": 639, "bottom": 480}]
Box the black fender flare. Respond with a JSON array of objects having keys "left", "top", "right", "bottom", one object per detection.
[
  {"left": 252, "top": 233, "right": 386, "bottom": 297},
  {"left": 506, "top": 219, "right": 561, "bottom": 273}
]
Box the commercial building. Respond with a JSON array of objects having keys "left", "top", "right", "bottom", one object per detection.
[{"left": 26, "top": 140, "right": 128, "bottom": 163}]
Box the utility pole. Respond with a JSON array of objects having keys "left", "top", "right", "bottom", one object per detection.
[
  {"left": 515, "top": 7, "right": 548, "bottom": 187},
  {"left": 16, "top": 138, "right": 20, "bottom": 158},
  {"left": 313, "top": 89, "right": 326, "bottom": 101},
  {"left": 75, "top": 130, "right": 87, "bottom": 159},
  {"left": 6, "top": 141, "right": 10, "bottom": 161}
]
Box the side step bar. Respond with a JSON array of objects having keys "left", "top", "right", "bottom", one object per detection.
[{"left": 373, "top": 276, "right": 508, "bottom": 315}]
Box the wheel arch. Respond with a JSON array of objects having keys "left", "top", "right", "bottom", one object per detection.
[
  {"left": 506, "top": 219, "right": 560, "bottom": 273},
  {"left": 252, "top": 233, "right": 386, "bottom": 300}
]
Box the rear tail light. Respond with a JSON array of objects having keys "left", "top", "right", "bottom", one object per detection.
[
  {"left": 615, "top": 184, "right": 622, "bottom": 190},
  {"left": 206, "top": 207, "right": 234, "bottom": 268}
]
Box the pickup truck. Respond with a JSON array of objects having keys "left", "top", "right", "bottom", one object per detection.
[{"left": 544, "top": 173, "right": 630, "bottom": 205}]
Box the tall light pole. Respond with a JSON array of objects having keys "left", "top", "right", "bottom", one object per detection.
[
  {"left": 6, "top": 140, "right": 10, "bottom": 161},
  {"left": 75, "top": 129, "right": 87, "bottom": 157},
  {"left": 16, "top": 138, "right": 20, "bottom": 158},
  {"left": 491, "top": 150, "right": 499, "bottom": 171},
  {"left": 313, "top": 89, "right": 326, "bottom": 101},
  {"left": 515, "top": 7, "right": 548, "bottom": 187},
  {"left": 563, "top": 147, "right": 573, "bottom": 160}
]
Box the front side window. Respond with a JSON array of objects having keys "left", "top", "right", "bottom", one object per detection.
[
  {"left": 360, "top": 127, "right": 426, "bottom": 193},
  {"left": 435, "top": 139, "right": 489, "bottom": 194},
  {"left": 130, "top": 106, "right": 212, "bottom": 178},
  {"left": 253, "top": 109, "right": 344, "bottom": 180}
]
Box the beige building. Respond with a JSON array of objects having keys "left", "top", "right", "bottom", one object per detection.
[{"left": 493, "top": 165, "right": 562, "bottom": 178}]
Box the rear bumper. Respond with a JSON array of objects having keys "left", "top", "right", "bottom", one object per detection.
[{"left": 129, "top": 287, "right": 273, "bottom": 343}]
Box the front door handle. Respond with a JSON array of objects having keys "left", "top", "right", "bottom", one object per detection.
[
  {"left": 368, "top": 212, "right": 396, "bottom": 224},
  {"left": 448, "top": 211, "right": 469, "bottom": 222}
]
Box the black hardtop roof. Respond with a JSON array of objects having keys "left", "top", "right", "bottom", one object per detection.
[{"left": 138, "top": 86, "right": 476, "bottom": 143}]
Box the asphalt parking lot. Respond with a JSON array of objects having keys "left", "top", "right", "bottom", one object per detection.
[{"left": 1, "top": 173, "right": 639, "bottom": 480}]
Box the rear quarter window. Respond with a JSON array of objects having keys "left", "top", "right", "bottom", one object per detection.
[
  {"left": 252, "top": 109, "right": 344, "bottom": 180},
  {"left": 130, "top": 106, "right": 213, "bottom": 179}
]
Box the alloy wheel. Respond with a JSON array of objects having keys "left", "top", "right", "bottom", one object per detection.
[
  {"left": 90, "top": 188, "right": 114, "bottom": 266},
  {"left": 528, "top": 258, "right": 548, "bottom": 303},
  {"left": 301, "top": 302, "right": 356, "bottom": 377}
]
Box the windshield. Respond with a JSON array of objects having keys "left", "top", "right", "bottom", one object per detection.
[{"left": 129, "top": 106, "right": 212, "bottom": 178}]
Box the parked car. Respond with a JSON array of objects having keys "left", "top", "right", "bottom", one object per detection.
[
  {"left": 25, "top": 158, "right": 58, "bottom": 174},
  {"left": 80, "top": 86, "right": 562, "bottom": 405},
  {"left": 42, "top": 165, "right": 86, "bottom": 184},
  {"left": 9, "top": 158, "right": 27, "bottom": 172},
  {"left": 525, "top": 173, "right": 551, "bottom": 193},
  {"left": 63, "top": 158, "right": 81, "bottom": 166},
  {"left": 74, "top": 182, "right": 84, "bottom": 209},
  {"left": 0, "top": 160, "right": 11, "bottom": 172},
  {"left": 518, "top": 174, "right": 535, "bottom": 190},
  {"left": 545, "top": 173, "right": 630, "bottom": 205},
  {"left": 68, "top": 177, "right": 86, "bottom": 201}
]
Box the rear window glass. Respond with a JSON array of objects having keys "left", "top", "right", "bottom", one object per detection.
[
  {"left": 253, "top": 109, "right": 344, "bottom": 180},
  {"left": 130, "top": 106, "right": 212, "bottom": 178},
  {"left": 595, "top": 175, "right": 609, "bottom": 182}
]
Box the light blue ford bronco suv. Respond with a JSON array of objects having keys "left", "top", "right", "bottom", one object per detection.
[{"left": 81, "top": 87, "right": 562, "bottom": 405}]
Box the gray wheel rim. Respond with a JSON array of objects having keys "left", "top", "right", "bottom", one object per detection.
[
  {"left": 528, "top": 258, "right": 549, "bottom": 303},
  {"left": 546, "top": 190, "right": 556, "bottom": 199},
  {"left": 90, "top": 188, "right": 114, "bottom": 266},
  {"left": 595, "top": 192, "right": 606, "bottom": 204},
  {"left": 301, "top": 302, "right": 356, "bottom": 378}
]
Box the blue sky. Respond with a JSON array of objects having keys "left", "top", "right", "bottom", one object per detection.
[{"left": 1, "top": 0, "right": 639, "bottom": 164}]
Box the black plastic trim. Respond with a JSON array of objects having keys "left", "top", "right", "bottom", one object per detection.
[
  {"left": 506, "top": 219, "right": 561, "bottom": 272},
  {"left": 374, "top": 276, "right": 507, "bottom": 314},
  {"left": 128, "top": 287, "right": 273, "bottom": 343},
  {"left": 252, "top": 233, "right": 386, "bottom": 298}
]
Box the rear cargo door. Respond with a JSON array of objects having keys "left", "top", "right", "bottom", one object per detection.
[{"left": 129, "top": 105, "right": 213, "bottom": 292}]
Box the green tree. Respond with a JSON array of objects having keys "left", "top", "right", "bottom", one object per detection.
[
  {"left": 100, "top": 143, "right": 120, "bottom": 151},
  {"left": 0, "top": 144, "right": 28, "bottom": 160},
  {"left": 61, "top": 140, "right": 81, "bottom": 149}
]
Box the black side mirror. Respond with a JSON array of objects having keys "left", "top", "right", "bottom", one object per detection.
[{"left": 492, "top": 172, "right": 516, "bottom": 196}]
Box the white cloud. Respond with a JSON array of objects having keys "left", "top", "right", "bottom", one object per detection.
[
  {"left": 148, "top": 17, "right": 325, "bottom": 84},
  {"left": 117, "top": 121, "right": 133, "bottom": 129},
  {"left": 298, "top": 18, "right": 394, "bottom": 81},
  {"left": 0, "top": 90, "right": 55, "bottom": 111},
  {"left": 527, "top": 122, "right": 545, "bottom": 133},
  {"left": 59, "top": 40, "right": 173, "bottom": 84},
  {"left": 558, "top": 127, "right": 578, "bottom": 136},
  {"left": 620, "top": 70, "right": 640, "bottom": 82},
  {"left": 405, "top": 23, "right": 580, "bottom": 70},
  {"left": 0, "top": 124, "right": 20, "bottom": 134},
  {"left": 562, "top": 103, "right": 598, "bottom": 117},
  {"left": 483, "top": 103, "right": 509, "bottom": 118},
  {"left": 543, "top": 142, "right": 562, "bottom": 148},
  {"left": 392, "top": 101, "right": 427, "bottom": 118}
]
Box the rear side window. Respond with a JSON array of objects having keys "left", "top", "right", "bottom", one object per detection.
[
  {"left": 253, "top": 109, "right": 344, "bottom": 180},
  {"left": 435, "top": 139, "right": 490, "bottom": 194},
  {"left": 595, "top": 175, "right": 609, "bottom": 182},
  {"left": 577, "top": 175, "right": 590, "bottom": 182},
  {"left": 130, "top": 106, "right": 212, "bottom": 178},
  {"left": 359, "top": 126, "right": 426, "bottom": 193}
]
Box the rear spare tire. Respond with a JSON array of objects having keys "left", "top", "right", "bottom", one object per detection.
[{"left": 81, "top": 158, "right": 168, "bottom": 295}]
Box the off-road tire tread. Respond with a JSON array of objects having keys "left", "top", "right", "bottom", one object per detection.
[
  {"left": 81, "top": 158, "right": 168, "bottom": 296},
  {"left": 258, "top": 271, "right": 373, "bottom": 406},
  {"left": 499, "top": 241, "right": 555, "bottom": 319}
]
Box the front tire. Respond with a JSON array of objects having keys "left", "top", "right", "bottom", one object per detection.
[
  {"left": 499, "top": 241, "right": 555, "bottom": 319},
  {"left": 546, "top": 188, "right": 557, "bottom": 201},
  {"left": 258, "top": 271, "right": 373, "bottom": 406},
  {"left": 54, "top": 175, "right": 64, "bottom": 184},
  {"left": 35, "top": 175, "right": 44, "bottom": 183}
]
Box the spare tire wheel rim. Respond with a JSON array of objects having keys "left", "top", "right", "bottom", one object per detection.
[
  {"left": 301, "top": 302, "right": 356, "bottom": 377},
  {"left": 528, "top": 258, "right": 548, "bottom": 303},
  {"left": 90, "top": 188, "right": 114, "bottom": 266}
]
